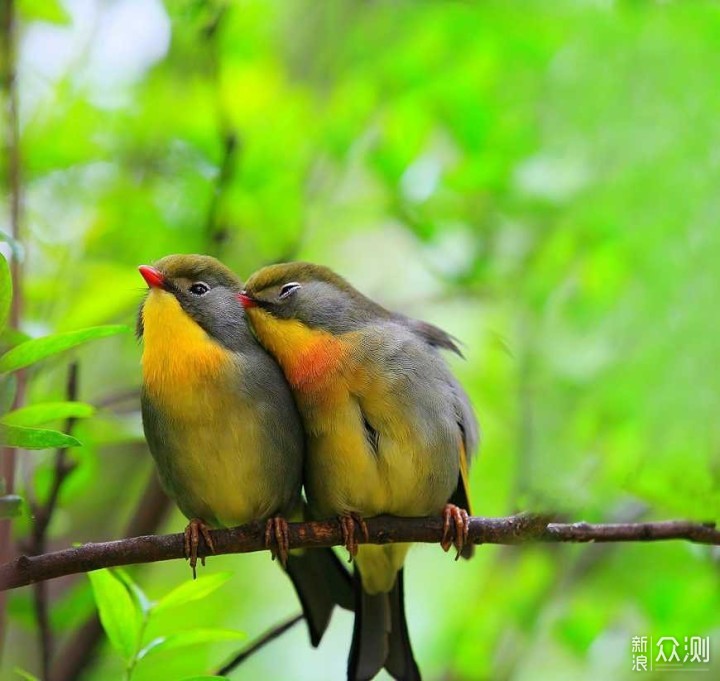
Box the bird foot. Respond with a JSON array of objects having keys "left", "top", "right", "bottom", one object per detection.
[
  {"left": 338, "top": 512, "right": 369, "bottom": 562},
  {"left": 184, "top": 518, "right": 216, "bottom": 579},
  {"left": 264, "top": 516, "right": 290, "bottom": 567},
  {"left": 441, "top": 503, "right": 470, "bottom": 560}
]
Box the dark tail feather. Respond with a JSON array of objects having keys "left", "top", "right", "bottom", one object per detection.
[
  {"left": 348, "top": 568, "right": 421, "bottom": 681},
  {"left": 385, "top": 569, "right": 421, "bottom": 680},
  {"left": 285, "top": 548, "right": 353, "bottom": 647},
  {"left": 349, "top": 568, "right": 390, "bottom": 681}
]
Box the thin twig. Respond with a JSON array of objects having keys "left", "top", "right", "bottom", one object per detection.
[
  {"left": 203, "top": 3, "right": 239, "bottom": 256},
  {"left": 1, "top": 514, "right": 718, "bottom": 592},
  {"left": 0, "top": 0, "right": 24, "bottom": 660},
  {"left": 216, "top": 613, "right": 304, "bottom": 676},
  {"left": 25, "top": 364, "right": 79, "bottom": 679},
  {"left": 92, "top": 388, "right": 141, "bottom": 411}
]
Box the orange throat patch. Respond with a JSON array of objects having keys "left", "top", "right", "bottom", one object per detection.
[{"left": 246, "top": 309, "right": 348, "bottom": 392}]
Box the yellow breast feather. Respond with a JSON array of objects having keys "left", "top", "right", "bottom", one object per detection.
[{"left": 141, "top": 289, "right": 231, "bottom": 407}]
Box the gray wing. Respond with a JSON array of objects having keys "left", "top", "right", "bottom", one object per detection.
[
  {"left": 450, "top": 371, "right": 479, "bottom": 463},
  {"left": 235, "top": 347, "right": 305, "bottom": 515},
  {"left": 351, "top": 324, "right": 472, "bottom": 513},
  {"left": 395, "top": 313, "right": 479, "bottom": 460},
  {"left": 368, "top": 318, "right": 480, "bottom": 516},
  {"left": 392, "top": 312, "right": 464, "bottom": 357}
]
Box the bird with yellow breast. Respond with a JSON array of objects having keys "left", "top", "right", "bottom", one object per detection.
[
  {"left": 239, "top": 262, "right": 478, "bottom": 681},
  {"left": 137, "top": 254, "right": 352, "bottom": 649}
]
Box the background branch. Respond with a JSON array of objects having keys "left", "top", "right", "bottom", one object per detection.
[
  {"left": 0, "top": 0, "right": 24, "bottom": 659},
  {"left": 1, "top": 514, "right": 718, "bottom": 592},
  {"left": 216, "top": 613, "right": 304, "bottom": 676},
  {"left": 26, "top": 363, "right": 79, "bottom": 680}
]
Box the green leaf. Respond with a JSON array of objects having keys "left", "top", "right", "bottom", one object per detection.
[
  {"left": 1, "top": 327, "right": 31, "bottom": 348},
  {"left": 2, "top": 402, "right": 95, "bottom": 427},
  {"left": 114, "top": 568, "right": 153, "bottom": 615},
  {"left": 0, "top": 252, "right": 11, "bottom": 333},
  {"left": 0, "top": 494, "right": 22, "bottom": 519},
  {"left": 153, "top": 572, "right": 233, "bottom": 614},
  {"left": 0, "top": 325, "right": 129, "bottom": 373},
  {"left": 58, "top": 264, "right": 147, "bottom": 331},
  {"left": 87, "top": 569, "right": 143, "bottom": 662},
  {"left": 18, "top": 0, "right": 70, "bottom": 24},
  {"left": 137, "top": 629, "right": 246, "bottom": 661},
  {"left": 13, "top": 667, "right": 40, "bottom": 681},
  {"left": 0, "top": 424, "right": 81, "bottom": 449},
  {"left": 0, "top": 374, "right": 16, "bottom": 413},
  {"left": 180, "top": 678, "right": 230, "bottom": 681}
]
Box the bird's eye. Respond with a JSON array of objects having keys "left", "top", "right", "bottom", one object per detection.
[
  {"left": 279, "top": 282, "right": 301, "bottom": 300},
  {"left": 189, "top": 282, "right": 210, "bottom": 296}
]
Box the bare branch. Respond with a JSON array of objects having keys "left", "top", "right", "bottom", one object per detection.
[
  {"left": 0, "top": 0, "right": 24, "bottom": 657},
  {"left": 1, "top": 514, "right": 717, "bottom": 592},
  {"left": 27, "top": 363, "right": 79, "bottom": 679},
  {"left": 216, "top": 613, "right": 304, "bottom": 676}
]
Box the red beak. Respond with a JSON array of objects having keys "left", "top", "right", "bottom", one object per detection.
[
  {"left": 237, "top": 292, "right": 257, "bottom": 309},
  {"left": 138, "top": 265, "right": 165, "bottom": 289}
]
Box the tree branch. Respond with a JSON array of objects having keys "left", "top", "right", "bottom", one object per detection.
[
  {"left": 26, "top": 363, "right": 79, "bottom": 679},
  {"left": 203, "top": 3, "right": 239, "bottom": 256},
  {"left": 0, "top": 0, "right": 24, "bottom": 658},
  {"left": 1, "top": 514, "right": 717, "bottom": 592},
  {"left": 216, "top": 613, "right": 304, "bottom": 676}
]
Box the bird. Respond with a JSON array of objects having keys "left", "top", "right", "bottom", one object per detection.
[
  {"left": 137, "top": 254, "right": 352, "bottom": 648},
  {"left": 239, "top": 262, "right": 478, "bottom": 681}
]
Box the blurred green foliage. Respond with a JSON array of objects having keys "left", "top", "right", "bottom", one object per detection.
[
  {"left": 2, "top": 0, "right": 719, "bottom": 679},
  {"left": 87, "top": 568, "right": 241, "bottom": 680}
]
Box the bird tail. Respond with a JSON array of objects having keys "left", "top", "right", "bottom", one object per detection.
[
  {"left": 348, "top": 568, "right": 421, "bottom": 681},
  {"left": 284, "top": 547, "right": 354, "bottom": 647}
]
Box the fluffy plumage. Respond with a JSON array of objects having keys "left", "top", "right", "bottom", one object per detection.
[
  {"left": 243, "top": 262, "right": 479, "bottom": 681},
  {"left": 138, "top": 254, "right": 352, "bottom": 647}
]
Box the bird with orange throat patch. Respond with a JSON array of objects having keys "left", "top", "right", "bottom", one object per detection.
[
  {"left": 240, "top": 262, "right": 478, "bottom": 681},
  {"left": 137, "top": 254, "right": 352, "bottom": 649}
]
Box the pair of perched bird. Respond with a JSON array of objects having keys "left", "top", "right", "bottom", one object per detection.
[{"left": 137, "top": 255, "right": 478, "bottom": 681}]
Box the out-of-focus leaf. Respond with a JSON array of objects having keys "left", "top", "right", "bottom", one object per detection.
[
  {"left": 137, "top": 629, "right": 246, "bottom": 661},
  {"left": 0, "top": 328, "right": 31, "bottom": 348},
  {"left": 0, "top": 253, "right": 11, "bottom": 333},
  {"left": 58, "top": 265, "right": 146, "bottom": 331},
  {"left": 0, "top": 325, "right": 129, "bottom": 373},
  {"left": 49, "top": 581, "right": 96, "bottom": 632},
  {"left": 13, "top": 668, "right": 40, "bottom": 681},
  {"left": 18, "top": 0, "right": 70, "bottom": 24},
  {"left": 2, "top": 402, "right": 95, "bottom": 427},
  {"left": 85, "top": 414, "right": 145, "bottom": 446},
  {"left": 114, "top": 568, "right": 153, "bottom": 615},
  {"left": 87, "top": 569, "right": 143, "bottom": 662},
  {"left": 0, "top": 374, "right": 16, "bottom": 413},
  {"left": 153, "top": 572, "right": 233, "bottom": 614},
  {"left": 180, "top": 677, "right": 230, "bottom": 681},
  {"left": 0, "top": 424, "right": 81, "bottom": 449},
  {"left": 0, "top": 494, "right": 22, "bottom": 518}
]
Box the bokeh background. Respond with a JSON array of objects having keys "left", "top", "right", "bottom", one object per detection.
[{"left": 2, "top": 0, "right": 720, "bottom": 679}]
